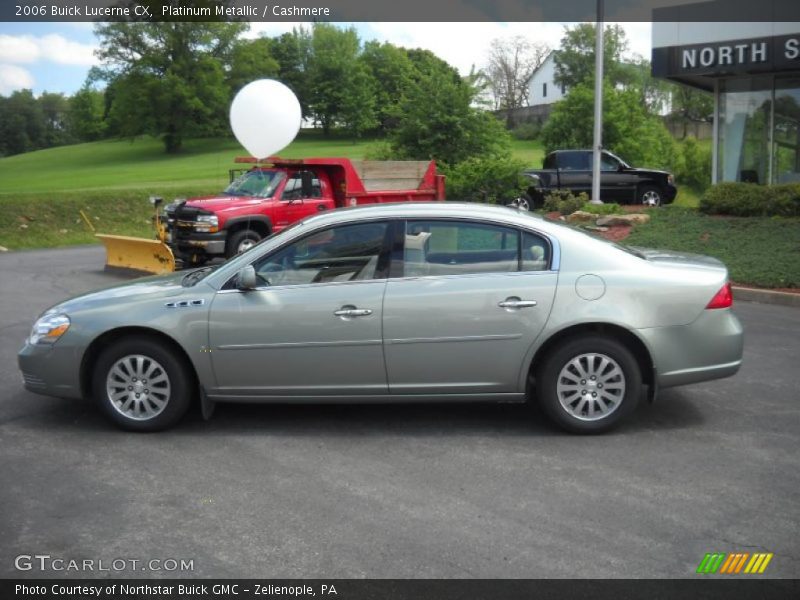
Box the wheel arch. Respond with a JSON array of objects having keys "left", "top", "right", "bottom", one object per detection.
[
  {"left": 80, "top": 326, "right": 199, "bottom": 401},
  {"left": 528, "top": 322, "right": 655, "bottom": 395},
  {"left": 224, "top": 216, "right": 272, "bottom": 238}
]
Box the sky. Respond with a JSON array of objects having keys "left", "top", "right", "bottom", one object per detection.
[{"left": 0, "top": 21, "right": 653, "bottom": 96}]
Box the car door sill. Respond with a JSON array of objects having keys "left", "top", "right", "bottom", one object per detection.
[{"left": 206, "top": 392, "right": 527, "bottom": 404}]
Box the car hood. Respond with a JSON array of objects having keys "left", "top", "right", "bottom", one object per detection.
[
  {"left": 185, "top": 195, "right": 270, "bottom": 213},
  {"left": 47, "top": 271, "right": 189, "bottom": 315},
  {"left": 625, "top": 167, "right": 671, "bottom": 177}
]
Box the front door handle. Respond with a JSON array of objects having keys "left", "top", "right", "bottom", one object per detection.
[
  {"left": 498, "top": 297, "right": 538, "bottom": 309},
  {"left": 334, "top": 305, "right": 373, "bottom": 318}
]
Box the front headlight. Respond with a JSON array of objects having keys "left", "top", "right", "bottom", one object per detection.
[
  {"left": 29, "top": 313, "right": 70, "bottom": 345},
  {"left": 195, "top": 214, "right": 219, "bottom": 233}
]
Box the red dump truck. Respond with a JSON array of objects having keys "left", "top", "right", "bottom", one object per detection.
[{"left": 163, "top": 157, "right": 446, "bottom": 265}]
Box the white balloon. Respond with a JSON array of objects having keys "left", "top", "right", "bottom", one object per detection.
[{"left": 229, "top": 79, "right": 302, "bottom": 159}]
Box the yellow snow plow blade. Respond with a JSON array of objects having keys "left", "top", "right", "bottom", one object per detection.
[{"left": 96, "top": 234, "right": 175, "bottom": 275}]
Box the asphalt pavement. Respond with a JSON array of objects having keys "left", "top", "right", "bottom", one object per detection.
[{"left": 0, "top": 246, "right": 798, "bottom": 578}]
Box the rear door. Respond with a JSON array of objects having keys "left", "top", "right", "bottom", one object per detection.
[{"left": 382, "top": 220, "right": 558, "bottom": 395}]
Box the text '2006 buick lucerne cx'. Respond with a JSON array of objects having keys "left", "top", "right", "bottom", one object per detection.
[{"left": 18, "top": 203, "right": 743, "bottom": 433}]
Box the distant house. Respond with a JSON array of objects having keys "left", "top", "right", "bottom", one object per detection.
[{"left": 527, "top": 52, "right": 568, "bottom": 108}]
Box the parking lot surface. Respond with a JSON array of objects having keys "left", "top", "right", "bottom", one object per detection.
[{"left": 0, "top": 246, "right": 798, "bottom": 578}]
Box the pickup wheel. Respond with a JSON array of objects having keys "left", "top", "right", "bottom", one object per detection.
[
  {"left": 638, "top": 185, "right": 663, "bottom": 207},
  {"left": 226, "top": 229, "right": 262, "bottom": 258},
  {"left": 509, "top": 193, "right": 533, "bottom": 211}
]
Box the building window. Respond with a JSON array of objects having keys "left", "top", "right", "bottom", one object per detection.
[
  {"left": 773, "top": 77, "right": 800, "bottom": 184},
  {"left": 717, "top": 75, "right": 800, "bottom": 184},
  {"left": 543, "top": 83, "right": 547, "bottom": 98},
  {"left": 718, "top": 76, "right": 772, "bottom": 184}
]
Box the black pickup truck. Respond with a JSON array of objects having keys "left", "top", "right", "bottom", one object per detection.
[{"left": 518, "top": 149, "right": 677, "bottom": 208}]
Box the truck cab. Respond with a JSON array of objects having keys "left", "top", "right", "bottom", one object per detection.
[{"left": 164, "top": 157, "right": 444, "bottom": 265}]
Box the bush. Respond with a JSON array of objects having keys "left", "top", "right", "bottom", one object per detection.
[
  {"left": 510, "top": 122, "right": 541, "bottom": 141},
  {"left": 444, "top": 156, "right": 528, "bottom": 204},
  {"left": 542, "top": 189, "right": 589, "bottom": 215},
  {"left": 580, "top": 202, "right": 623, "bottom": 215},
  {"left": 674, "top": 136, "right": 712, "bottom": 192},
  {"left": 700, "top": 182, "right": 800, "bottom": 217}
]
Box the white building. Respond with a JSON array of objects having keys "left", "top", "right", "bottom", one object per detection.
[{"left": 527, "top": 52, "right": 568, "bottom": 108}]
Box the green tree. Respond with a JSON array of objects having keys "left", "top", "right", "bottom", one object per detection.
[
  {"left": 270, "top": 28, "right": 313, "bottom": 119},
  {"left": 360, "top": 41, "right": 414, "bottom": 132},
  {"left": 227, "top": 37, "right": 280, "bottom": 93},
  {"left": 38, "top": 92, "right": 72, "bottom": 147},
  {"left": 307, "top": 24, "right": 377, "bottom": 137},
  {"left": 553, "top": 23, "right": 628, "bottom": 89},
  {"left": 541, "top": 80, "right": 677, "bottom": 171},
  {"left": 68, "top": 85, "right": 107, "bottom": 142},
  {"left": 93, "top": 20, "right": 246, "bottom": 152},
  {"left": 388, "top": 57, "right": 511, "bottom": 166},
  {"left": 0, "top": 90, "right": 46, "bottom": 156}
]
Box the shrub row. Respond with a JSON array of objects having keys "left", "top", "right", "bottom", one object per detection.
[{"left": 700, "top": 182, "right": 800, "bottom": 217}]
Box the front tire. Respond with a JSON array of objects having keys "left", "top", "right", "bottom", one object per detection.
[
  {"left": 535, "top": 336, "right": 641, "bottom": 434},
  {"left": 639, "top": 185, "right": 663, "bottom": 207},
  {"left": 226, "top": 229, "right": 262, "bottom": 259},
  {"left": 92, "top": 336, "right": 193, "bottom": 432}
]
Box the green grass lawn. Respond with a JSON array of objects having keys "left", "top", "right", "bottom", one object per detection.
[
  {"left": 625, "top": 207, "right": 800, "bottom": 289},
  {"left": 0, "top": 134, "right": 545, "bottom": 195}
]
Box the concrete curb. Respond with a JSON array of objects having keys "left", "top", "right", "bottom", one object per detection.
[{"left": 733, "top": 286, "right": 800, "bottom": 308}]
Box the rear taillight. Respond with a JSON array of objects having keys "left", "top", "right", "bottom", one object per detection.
[{"left": 706, "top": 282, "right": 733, "bottom": 309}]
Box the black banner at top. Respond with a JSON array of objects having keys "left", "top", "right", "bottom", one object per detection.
[{"left": 2, "top": 0, "right": 800, "bottom": 23}]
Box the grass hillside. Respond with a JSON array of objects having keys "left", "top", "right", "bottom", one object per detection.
[
  {"left": 0, "top": 133, "right": 544, "bottom": 194},
  {"left": 0, "top": 134, "right": 543, "bottom": 250}
]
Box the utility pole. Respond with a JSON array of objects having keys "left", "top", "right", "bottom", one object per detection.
[{"left": 591, "top": 0, "right": 604, "bottom": 204}]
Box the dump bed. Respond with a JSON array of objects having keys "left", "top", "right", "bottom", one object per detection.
[{"left": 234, "top": 156, "right": 445, "bottom": 205}]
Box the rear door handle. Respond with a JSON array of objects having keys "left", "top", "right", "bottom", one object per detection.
[
  {"left": 334, "top": 306, "right": 373, "bottom": 318},
  {"left": 498, "top": 297, "right": 538, "bottom": 309}
]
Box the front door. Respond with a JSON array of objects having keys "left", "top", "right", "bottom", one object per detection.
[
  {"left": 383, "top": 220, "right": 558, "bottom": 395},
  {"left": 207, "top": 221, "right": 392, "bottom": 398}
]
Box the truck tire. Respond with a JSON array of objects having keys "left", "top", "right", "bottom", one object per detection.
[
  {"left": 638, "top": 185, "right": 663, "bottom": 207},
  {"left": 226, "top": 229, "right": 262, "bottom": 258},
  {"left": 509, "top": 193, "right": 533, "bottom": 211}
]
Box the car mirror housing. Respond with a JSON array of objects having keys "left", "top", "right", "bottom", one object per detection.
[{"left": 236, "top": 265, "right": 258, "bottom": 290}]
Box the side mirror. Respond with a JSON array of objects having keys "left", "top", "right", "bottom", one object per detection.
[
  {"left": 236, "top": 265, "right": 258, "bottom": 291},
  {"left": 617, "top": 163, "right": 625, "bottom": 172}
]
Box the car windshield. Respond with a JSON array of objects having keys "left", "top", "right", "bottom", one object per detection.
[{"left": 223, "top": 169, "right": 284, "bottom": 198}]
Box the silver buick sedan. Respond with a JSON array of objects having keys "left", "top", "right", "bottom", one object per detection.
[{"left": 18, "top": 203, "right": 743, "bottom": 433}]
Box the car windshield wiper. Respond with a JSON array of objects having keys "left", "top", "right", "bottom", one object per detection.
[{"left": 181, "top": 266, "right": 215, "bottom": 287}]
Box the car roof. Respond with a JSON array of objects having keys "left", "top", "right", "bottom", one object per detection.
[{"left": 297, "top": 201, "right": 551, "bottom": 230}]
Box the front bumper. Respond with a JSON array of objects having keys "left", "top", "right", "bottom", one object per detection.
[
  {"left": 168, "top": 229, "right": 227, "bottom": 259},
  {"left": 638, "top": 308, "right": 743, "bottom": 389},
  {"left": 18, "top": 340, "right": 83, "bottom": 400}
]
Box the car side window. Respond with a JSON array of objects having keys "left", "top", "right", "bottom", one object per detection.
[
  {"left": 403, "top": 221, "right": 519, "bottom": 277},
  {"left": 601, "top": 153, "right": 620, "bottom": 171},
  {"left": 281, "top": 173, "right": 322, "bottom": 201},
  {"left": 252, "top": 222, "right": 390, "bottom": 286},
  {"left": 521, "top": 231, "right": 550, "bottom": 272}
]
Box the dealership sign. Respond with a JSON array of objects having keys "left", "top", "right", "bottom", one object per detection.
[{"left": 653, "top": 34, "right": 800, "bottom": 79}]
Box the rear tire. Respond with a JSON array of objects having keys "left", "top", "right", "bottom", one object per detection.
[
  {"left": 92, "top": 336, "right": 193, "bottom": 432},
  {"left": 535, "top": 335, "right": 641, "bottom": 434},
  {"left": 226, "top": 229, "right": 262, "bottom": 259}
]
